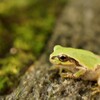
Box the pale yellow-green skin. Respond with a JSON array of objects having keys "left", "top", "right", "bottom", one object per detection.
[{"left": 50, "top": 45, "right": 100, "bottom": 87}]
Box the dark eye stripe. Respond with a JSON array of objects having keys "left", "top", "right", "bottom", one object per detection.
[{"left": 69, "top": 58, "right": 80, "bottom": 66}]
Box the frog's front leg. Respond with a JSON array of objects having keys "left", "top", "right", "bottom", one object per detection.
[
  {"left": 59, "top": 66, "right": 75, "bottom": 78},
  {"left": 60, "top": 66, "right": 87, "bottom": 79},
  {"left": 73, "top": 67, "right": 87, "bottom": 78}
]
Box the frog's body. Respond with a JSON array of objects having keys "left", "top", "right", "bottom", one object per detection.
[{"left": 49, "top": 45, "right": 100, "bottom": 87}]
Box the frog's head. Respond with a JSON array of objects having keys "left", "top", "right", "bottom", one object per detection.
[{"left": 50, "top": 45, "right": 79, "bottom": 66}]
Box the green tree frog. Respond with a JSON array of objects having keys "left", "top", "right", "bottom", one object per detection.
[{"left": 50, "top": 45, "right": 100, "bottom": 93}]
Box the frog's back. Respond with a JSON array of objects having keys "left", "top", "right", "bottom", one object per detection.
[{"left": 64, "top": 47, "right": 100, "bottom": 69}]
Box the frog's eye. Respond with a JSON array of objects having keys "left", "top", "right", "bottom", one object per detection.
[{"left": 58, "top": 54, "right": 69, "bottom": 62}]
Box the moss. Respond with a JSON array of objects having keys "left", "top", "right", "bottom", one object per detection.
[{"left": 0, "top": 0, "right": 67, "bottom": 95}]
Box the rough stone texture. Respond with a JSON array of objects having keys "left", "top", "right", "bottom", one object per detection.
[{"left": 1, "top": 0, "right": 100, "bottom": 99}]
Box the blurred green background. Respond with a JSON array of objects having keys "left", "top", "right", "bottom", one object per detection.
[{"left": 0, "top": 0, "right": 67, "bottom": 94}]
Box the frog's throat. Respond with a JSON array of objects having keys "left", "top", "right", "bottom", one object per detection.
[{"left": 59, "top": 61, "right": 77, "bottom": 66}]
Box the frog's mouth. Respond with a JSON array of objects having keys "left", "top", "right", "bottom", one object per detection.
[{"left": 50, "top": 55, "right": 80, "bottom": 66}]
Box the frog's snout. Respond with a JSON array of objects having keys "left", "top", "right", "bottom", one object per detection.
[
  {"left": 51, "top": 56, "right": 56, "bottom": 60},
  {"left": 49, "top": 55, "right": 58, "bottom": 64}
]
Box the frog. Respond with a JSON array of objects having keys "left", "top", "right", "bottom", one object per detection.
[{"left": 49, "top": 45, "right": 100, "bottom": 94}]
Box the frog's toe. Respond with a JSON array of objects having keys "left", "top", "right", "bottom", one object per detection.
[
  {"left": 91, "top": 86, "right": 100, "bottom": 95},
  {"left": 60, "top": 72, "right": 74, "bottom": 78}
]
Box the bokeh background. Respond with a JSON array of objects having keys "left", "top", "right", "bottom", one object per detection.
[
  {"left": 0, "top": 0, "right": 100, "bottom": 97},
  {"left": 0, "top": 0, "right": 66, "bottom": 94}
]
